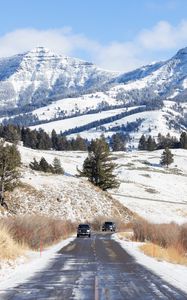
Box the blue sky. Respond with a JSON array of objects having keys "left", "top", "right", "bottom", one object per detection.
[{"left": 0, "top": 0, "right": 187, "bottom": 71}]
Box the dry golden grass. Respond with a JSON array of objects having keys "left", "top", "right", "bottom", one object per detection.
[
  {"left": 140, "top": 243, "right": 187, "bottom": 265},
  {"left": 0, "top": 224, "right": 26, "bottom": 260},
  {"left": 117, "top": 231, "right": 133, "bottom": 240},
  {"left": 1, "top": 215, "right": 75, "bottom": 250}
]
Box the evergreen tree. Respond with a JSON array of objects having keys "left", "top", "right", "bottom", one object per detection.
[
  {"left": 0, "top": 142, "right": 21, "bottom": 206},
  {"left": 51, "top": 129, "right": 58, "bottom": 150},
  {"left": 29, "top": 158, "right": 40, "bottom": 171},
  {"left": 147, "top": 136, "right": 156, "bottom": 151},
  {"left": 78, "top": 136, "right": 119, "bottom": 190},
  {"left": 73, "top": 135, "right": 87, "bottom": 151},
  {"left": 180, "top": 132, "right": 187, "bottom": 149},
  {"left": 160, "top": 148, "right": 174, "bottom": 168},
  {"left": 111, "top": 133, "right": 126, "bottom": 151},
  {"left": 3, "top": 125, "right": 21, "bottom": 144},
  {"left": 138, "top": 135, "right": 147, "bottom": 150},
  {"left": 57, "top": 135, "right": 71, "bottom": 151},
  {"left": 157, "top": 133, "right": 165, "bottom": 149},
  {"left": 37, "top": 129, "right": 52, "bottom": 150},
  {"left": 39, "top": 157, "right": 53, "bottom": 172},
  {"left": 52, "top": 158, "right": 64, "bottom": 174}
]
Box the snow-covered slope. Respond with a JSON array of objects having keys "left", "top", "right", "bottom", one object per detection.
[
  {"left": 3, "top": 146, "right": 132, "bottom": 222},
  {"left": 1, "top": 46, "right": 187, "bottom": 115},
  {"left": 111, "top": 149, "right": 187, "bottom": 224},
  {"left": 0, "top": 46, "right": 187, "bottom": 138},
  {"left": 66, "top": 100, "right": 185, "bottom": 147},
  {"left": 2, "top": 146, "right": 186, "bottom": 224},
  {"left": 29, "top": 100, "right": 185, "bottom": 150},
  {"left": 30, "top": 106, "right": 139, "bottom": 134},
  {"left": 112, "top": 47, "right": 187, "bottom": 103},
  {"left": 0, "top": 47, "right": 115, "bottom": 111}
]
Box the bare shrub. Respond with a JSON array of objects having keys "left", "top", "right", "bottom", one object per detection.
[
  {"left": 0, "top": 215, "right": 75, "bottom": 250},
  {"left": 140, "top": 243, "right": 187, "bottom": 265},
  {"left": 179, "top": 223, "right": 187, "bottom": 252},
  {"left": 91, "top": 216, "right": 106, "bottom": 231},
  {"left": 132, "top": 219, "right": 187, "bottom": 255},
  {"left": 0, "top": 224, "right": 25, "bottom": 260}
]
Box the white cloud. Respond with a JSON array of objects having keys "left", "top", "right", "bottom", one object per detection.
[
  {"left": 0, "top": 28, "right": 93, "bottom": 57},
  {"left": 138, "top": 20, "right": 187, "bottom": 50},
  {"left": 94, "top": 42, "right": 145, "bottom": 72},
  {"left": 0, "top": 20, "right": 187, "bottom": 72}
]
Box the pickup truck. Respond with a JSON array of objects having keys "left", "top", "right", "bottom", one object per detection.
[
  {"left": 102, "top": 221, "right": 116, "bottom": 232},
  {"left": 77, "top": 224, "right": 91, "bottom": 237}
]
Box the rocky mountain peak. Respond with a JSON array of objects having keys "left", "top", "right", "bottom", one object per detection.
[{"left": 173, "top": 47, "right": 187, "bottom": 60}]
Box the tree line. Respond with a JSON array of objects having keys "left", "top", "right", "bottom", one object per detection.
[
  {"left": 0, "top": 124, "right": 88, "bottom": 151},
  {"left": 0, "top": 124, "right": 129, "bottom": 152},
  {"left": 138, "top": 132, "right": 187, "bottom": 151},
  {"left": 30, "top": 157, "right": 64, "bottom": 174}
]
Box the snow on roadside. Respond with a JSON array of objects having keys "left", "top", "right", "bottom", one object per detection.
[
  {"left": 0, "top": 236, "right": 75, "bottom": 291},
  {"left": 113, "top": 234, "right": 187, "bottom": 294}
]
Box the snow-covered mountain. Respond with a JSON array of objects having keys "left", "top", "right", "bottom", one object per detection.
[
  {"left": 0, "top": 46, "right": 187, "bottom": 139},
  {"left": 0, "top": 46, "right": 115, "bottom": 111},
  {"left": 111, "top": 47, "right": 187, "bottom": 103}
]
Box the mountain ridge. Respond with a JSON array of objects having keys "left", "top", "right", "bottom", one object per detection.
[
  {"left": 0, "top": 46, "right": 187, "bottom": 141},
  {"left": 0, "top": 46, "right": 116, "bottom": 111}
]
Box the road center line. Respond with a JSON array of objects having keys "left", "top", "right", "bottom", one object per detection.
[{"left": 94, "top": 275, "right": 99, "bottom": 300}]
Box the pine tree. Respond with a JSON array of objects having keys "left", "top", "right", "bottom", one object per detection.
[
  {"left": 39, "top": 157, "right": 52, "bottom": 172},
  {"left": 0, "top": 142, "right": 21, "bottom": 206},
  {"left": 138, "top": 135, "right": 147, "bottom": 150},
  {"left": 37, "top": 129, "right": 52, "bottom": 150},
  {"left": 111, "top": 133, "right": 126, "bottom": 151},
  {"left": 78, "top": 136, "right": 119, "bottom": 190},
  {"left": 3, "top": 125, "right": 21, "bottom": 144},
  {"left": 74, "top": 135, "right": 87, "bottom": 151},
  {"left": 52, "top": 158, "right": 64, "bottom": 174},
  {"left": 180, "top": 132, "right": 187, "bottom": 149},
  {"left": 160, "top": 148, "right": 174, "bottom": 168},
  {"left": 147, "top": 136, "right": 156, "bottom": 151},
  {"left": 51, "top": 129, "right": 58, "bottom": 150},
  {"left": 29, "top": 158, "right": 40, "bottom": 171}
]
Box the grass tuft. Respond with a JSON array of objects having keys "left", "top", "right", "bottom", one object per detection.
[
  {"left": 0, "top": 224, "right": 26, "bottom": 260},
  {"left": 140, "top": 243, "right": 187, "bottom": 265}
]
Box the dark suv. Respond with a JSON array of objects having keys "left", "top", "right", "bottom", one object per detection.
[
  {"left": 77, "top": 224, "right": 91, "bottom": 238},
  {"left": 102, "top": 221, "right": 116, "bottom": 232}
]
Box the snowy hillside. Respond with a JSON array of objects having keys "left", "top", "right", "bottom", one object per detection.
[
  {"left": 0, "top": 47, "right": 187, "bottom": 115},
  {"left": 0, "top": 47, "right": 115, "bottom": 111},
  {"left": 3, "top": 146, "right": 132, "bottom": 222},
  {"left": 2, "top": 145, "right": 186, "bottom": 224},
  {"left": 112, "top": 47, "right": 187, "bottom": 103},
  {"left": 30, "top": 106, "right": 141, "bottom": 134},
  {"left": 28, "top": 100, "right": 186, "bottom": 150},
  {"left": 0, "top": 46, "right": 187, "bottom": 139},
  {"left": 112, "top": 149, "right": 187, "bottom": 224}
]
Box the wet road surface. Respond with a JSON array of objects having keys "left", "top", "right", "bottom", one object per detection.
[{"left": 1, "top": 233, "right": 186, "bottom": 299}]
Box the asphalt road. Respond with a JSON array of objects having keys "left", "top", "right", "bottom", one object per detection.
[{"left": 1, "top": 233, "right": 187, "bottom": 300}]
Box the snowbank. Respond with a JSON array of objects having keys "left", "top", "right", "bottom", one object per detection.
[
  {"left": 0, "top": 236, "right": 75, "bottom": 291},
  {"left": 113, "top": 234, "right": 187, "bottom": 294}
]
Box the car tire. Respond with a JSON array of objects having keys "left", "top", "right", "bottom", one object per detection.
[{"left": 77, "top": 234, "right": 79, "bottom": 238}]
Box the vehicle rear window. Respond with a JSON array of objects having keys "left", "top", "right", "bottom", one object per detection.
[{"left": 78, "top": 224, "right": 90, "bottom": 228}]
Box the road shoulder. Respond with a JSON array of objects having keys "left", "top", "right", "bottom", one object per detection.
[
  {"left": 0, "top": 236, "right": 75, "bottom": 291},
  {"left": 113, "top": 233, "right": 187, "bottom": 294}
]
